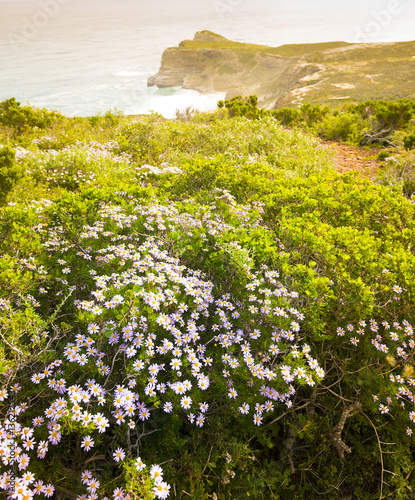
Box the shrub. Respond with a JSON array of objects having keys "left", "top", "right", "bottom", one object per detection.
[
  {"left": 0, "top": 146, "right": 24, "bottom": 204},
  {"left": 403, "top": 133, "right": 415, "bottom": 150},
  {"left": 163, "top": 160, "right": 415, "bottom": 497},
  {"left": 272, "top": 107, "right": 302, "bottom": 127},
  {"left": 218, "top": 95, "right": 264, "bottom": 119},
  {"left": 352, "top": 99, "right": 415, "bottom": 131},
  {"left": 0, "top": 97, "right": 61, "bottom": 133},
  {"left": 0, "top": 186, "right": 327, "bottom": 498},
  {"left": 378, "top": 150, "right": 391, "bottom": 161},
  {"left": 2, "top": 100, "right": 415, "bottom": 499},
  {"left": 377, "top": 151, "right": 415, "bottom": 198},
  {"left": 299, "top": 103, "right": 330, "bottom": 126},
  {"left": 273, "top": 99, "right": 415, "bottom": 148},
  {"left": 317, "top": 111, "right": 364, "bottom": 143}
]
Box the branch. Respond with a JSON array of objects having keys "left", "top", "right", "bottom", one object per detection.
[
  {"left": 330, "top": 401, "right": 361, "bottom": 459},
  {"left": 104, "top": 346, "right": 121, "bottom": 387},
  {"left": 361, "top": 411, "right": 387, "bottom": 500},
  {"left": 251, "top": 401, "right": 309, "bottom": 438},
  {"left": 201, "top": 446, "right": 213, "bottom": 476},
  {"left": 283, "top": 425, "right": 296, "bottom": 474},
  {"left": 83, "top": 454, "right": 107, "bottom": 467},
  {"left": 0, "top": 329, "right": 25, "bottom": 356}
]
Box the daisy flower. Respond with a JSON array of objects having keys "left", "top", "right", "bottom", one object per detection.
[
  {"left": 18, "top": 453, "right": 30, "bottom": 470},
  {"left": 33, "top": 480, "right": 44, "bottom": 495},
  {"left": 199, "top": 402, "right": 209, "bottom": 413},
  {"left": 163, "top": 402, "right": 173, "bottom": 413},
  {"left": 135, "top": 457, "right": 146, "bottom": 471},
  {"left": 113, "top": 487, "right": 125, "bottom": 500},
  {"left": 253, "top": 413, "right": 263, "bottom": 426},
  {"left": 150, "top": 464, "right": 163, "bottom": 482},
  {"left": 81, "top": 470, "right": 93, "bottom": 483},
  {"left": 153, "top": 481, "right": 170, "bottom": 499},
  {"left": 180, "top": 396, "right": 192, "bottom": 409},
  {"left": 113, "top": 447, "right": 125, "bottom": 462},
  {"left": 87, "top": 478, "right": 100, "bottom": 492},
  {"left": 196, "top": 414, "right": 205, "bottom": 427},
  {"left": 43, "top": 484, "right": 55, "bottom": 498},
  {"left": 239, "top": 403, "right": 250, "bottom": 414},
  {"left": 81, "top": 436, "right": 94, "bottom": 451}
]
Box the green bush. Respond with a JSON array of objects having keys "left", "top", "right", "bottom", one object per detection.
[
  {"left": 272, "top": 98, "right": 415, "bottom": 148},
  {"left": 377, "top": 151, "right": 415, "bottom": 198},
  {"left": 120, "top": 113, "right": 334, "bottom": 176},
  {"left": 317, "top": 111, "right": 364, "bottom": 143},
  {"left": 0, "top": 145, "right": 24, "bottom": 204},
  {"left": 299, "top": 102, "right": 330, "bottom": 126},
  {"left": 403, "top": 133, "right": 415, "bottom": 150},
  {"left": 218, "top": 95, "right": 264, "bottom": 119},
  {"left": 351, "top": 99, "right": 415, "bottom": 131},
  {"left": 0, "top": 97, "right": 61, "bottom": 133},
  {"left": 272, "top": 107, "right": 302, "bottom": 127},
  {"left": 378, "top": 150, "right": 391, "bottom": 161},
  {"left": 162, "top": 159, "right": 415, "bottom": 497}
]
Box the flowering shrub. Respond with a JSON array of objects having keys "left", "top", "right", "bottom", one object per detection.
[
  {"left": 0, "top": 186, "right": 326, "bottom": 499},
  {"left": 21, "top": 142, "right": 132, "bottom": 192},
  {"left": 1, "top": 103, "right": 415, "bottom": 498},
  {"left": 161, "top": 158, "right": 415, "bottom": 497}
]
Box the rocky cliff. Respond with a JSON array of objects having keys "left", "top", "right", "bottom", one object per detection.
[{"left": 148, "top": 31, "right": 415, "bottom": 108}]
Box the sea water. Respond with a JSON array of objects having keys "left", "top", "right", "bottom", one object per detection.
[{"left": 0, "top": 0, "right": 414, "bottom": 118}]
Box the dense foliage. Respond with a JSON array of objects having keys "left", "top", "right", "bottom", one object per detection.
[
  {"left": 1, "top": 100, "right": 415, "bottom": 499},
  {"left": 223, "top": 95, "right": 415, "bottom": 197},
  {"left": 0, "top": 146, "right": 24, "bottom": 205},
  {"left": 0, "top": 98, "right": 61, "bottom": 135},
  {"left": 222, "top": 95, "right": 415, "bottom": 149}
]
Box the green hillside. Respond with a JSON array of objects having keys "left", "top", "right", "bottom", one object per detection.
[
  {"left": 1, "top": 97, "right": 415, "bottom": 499},
  {"left": 149, "top": 32, "right": 415, "bottom": 109}
]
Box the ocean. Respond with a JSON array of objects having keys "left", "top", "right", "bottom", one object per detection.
[{"left": 0, "top": 0, "right": 414, "bottom": 118}]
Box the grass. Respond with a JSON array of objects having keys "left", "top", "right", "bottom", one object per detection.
[{"left": 178, "top": 35, "right": 351, "bottom": 57}]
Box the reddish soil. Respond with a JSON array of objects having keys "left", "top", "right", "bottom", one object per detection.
[{"left": 321, "top": 140, "right": 381, "bottom": 178}]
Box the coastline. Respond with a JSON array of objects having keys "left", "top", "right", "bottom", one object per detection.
[{"left": 148, "top": 32, "right": 415, "bottom": 109}]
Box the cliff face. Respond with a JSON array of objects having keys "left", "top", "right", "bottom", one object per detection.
[
  {"left": 148, "top": 31, "right": 415, "bottom": 108},
  {"left": 147, "top": 32, "right": 315, "bottom": 107},
  {"left": 148, "top": 47, "right": 235, "bottom": 89}
]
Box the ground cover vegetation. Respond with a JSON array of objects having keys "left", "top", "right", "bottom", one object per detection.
[
  {"left": 0, "top": 98, "right": 415, "bottom": 499},
  {"left": 221, "top": 95, "right": 415, "bottom": 197}
]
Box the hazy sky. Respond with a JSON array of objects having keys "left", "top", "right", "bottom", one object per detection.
[
  {"left": 0, "top": 0, "right": 412, "bottom": 17},
  {"left": 2, "top": 0, "right": 414, "bottom": 45}
]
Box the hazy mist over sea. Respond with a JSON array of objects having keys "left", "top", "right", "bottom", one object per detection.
[{"left": 1, "top": 0, "right": 414, "bottom": 117}]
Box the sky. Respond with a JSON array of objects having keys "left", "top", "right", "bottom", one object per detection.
[
  {"left": 1, "top": 0, "right": 415, "bottom": 45},
  {"left": 0, "top": 0, "right": 415, "bottom": 41}
]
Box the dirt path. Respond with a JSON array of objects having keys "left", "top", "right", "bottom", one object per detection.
[{"left": 321, "top": 140, "right": 381, "bottom": 178}]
